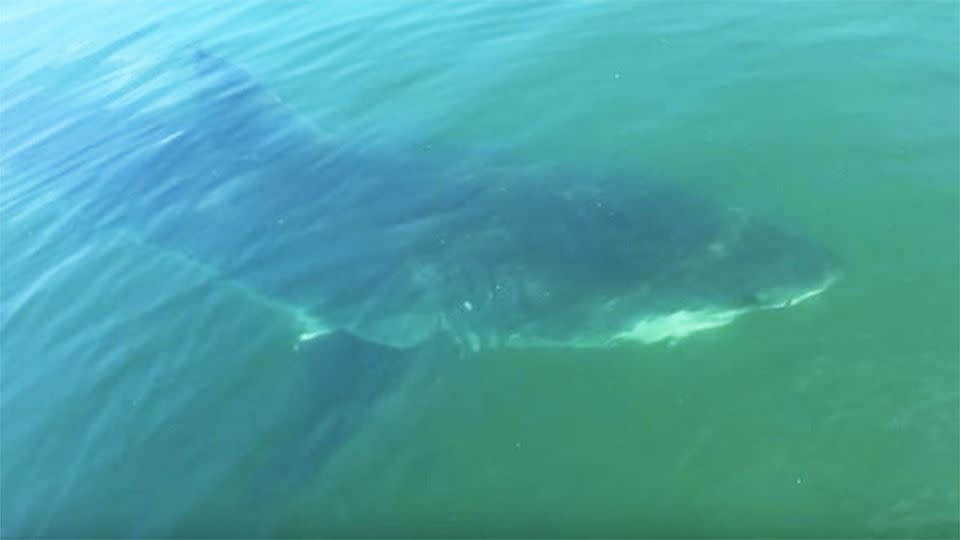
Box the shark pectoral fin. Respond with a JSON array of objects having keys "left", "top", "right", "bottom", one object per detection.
[
  {"left": 295, "top": 332, "right": 410, "bottom": 410},
  {"left": 232, "top": 331, "right": 457, "bottom": 504},
  {"left": 289, "top": 331, "right": 458, "bottom": 467}
]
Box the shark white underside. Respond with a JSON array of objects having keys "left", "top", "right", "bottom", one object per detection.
[
  {"left": 295, "top": 279, "right": 834, "bottom": 350},
  {"left": 118, "top": 260, "right": 815, "bottom": 351},
  {"left": 612, "top": 279, "right": 833, "bottom": 345},
  {"left": 610, "top": 308, "right": 740, "bottom": 345},
  {"left": 108, "top": 232, "right": 832, "bottom": 351}
]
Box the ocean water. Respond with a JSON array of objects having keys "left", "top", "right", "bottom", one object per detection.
[{"left": 1, "top": 1, "right": 958, "bottom": 538}]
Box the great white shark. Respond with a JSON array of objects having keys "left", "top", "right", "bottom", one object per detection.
[
  {"left": 186, "top": 49, "right": 838, "bottom": 351},
  {"left": 1, "top": 49, "right": 838, "bottom": 462}
]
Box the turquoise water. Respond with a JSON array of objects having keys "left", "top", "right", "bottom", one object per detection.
[{"left": 1, "top": 1, "right": 958, "bottom": 537}]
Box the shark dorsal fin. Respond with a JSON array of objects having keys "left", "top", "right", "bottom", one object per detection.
[{"left": 189, "top": 48, "right": 332, "bottom": 163}]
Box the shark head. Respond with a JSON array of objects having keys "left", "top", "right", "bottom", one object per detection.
[
  {"left": 694, "top": 218, "right": 840, "bottom": 310},
  {"left": 602, "top": 217, "right": 840, "bottom": 345},
  {"left": 433, "top": 180, "right": 841, "bottom": 349}
]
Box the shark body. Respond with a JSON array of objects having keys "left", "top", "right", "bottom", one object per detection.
[{"left": 0, "top": 50, "right": 839, "bottom": 468}]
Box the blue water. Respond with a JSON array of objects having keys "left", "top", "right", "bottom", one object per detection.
[{"left": 1, "top": 2, "right": 958, "bottom": 537}]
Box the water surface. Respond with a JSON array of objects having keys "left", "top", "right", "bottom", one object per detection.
[{"left": 1, "top": 1, "right": 958, "bottom": 537}]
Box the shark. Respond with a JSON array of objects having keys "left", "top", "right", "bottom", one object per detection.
[
  {"left": 179, "top": 50, "right": 838, "bottom": 352},
  {"left": 0, "top": 48, "right": 839, "bottom": 463},
  {"left": 1, "top": 49, "right": 840, "bottom": 353}
]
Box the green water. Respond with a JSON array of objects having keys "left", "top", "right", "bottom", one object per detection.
[{"left": 1, "top": 1, "right": 957, "bottom": 537}]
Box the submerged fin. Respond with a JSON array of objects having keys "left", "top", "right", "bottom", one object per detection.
[
  {"left": 188, "top": 47, "right": 330, "bottom": 164},
  {"left": 280, "top": 331, "right": 458, "bottom": 471},
  {"left": 190, "top": 330, "right": 458, "bottom": 523},
  {"left": 192, "top": 47, "right": 273, "bottom": 106},
  {"left": 297, "top": 331, "right": 411, "bottom": 415}
]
